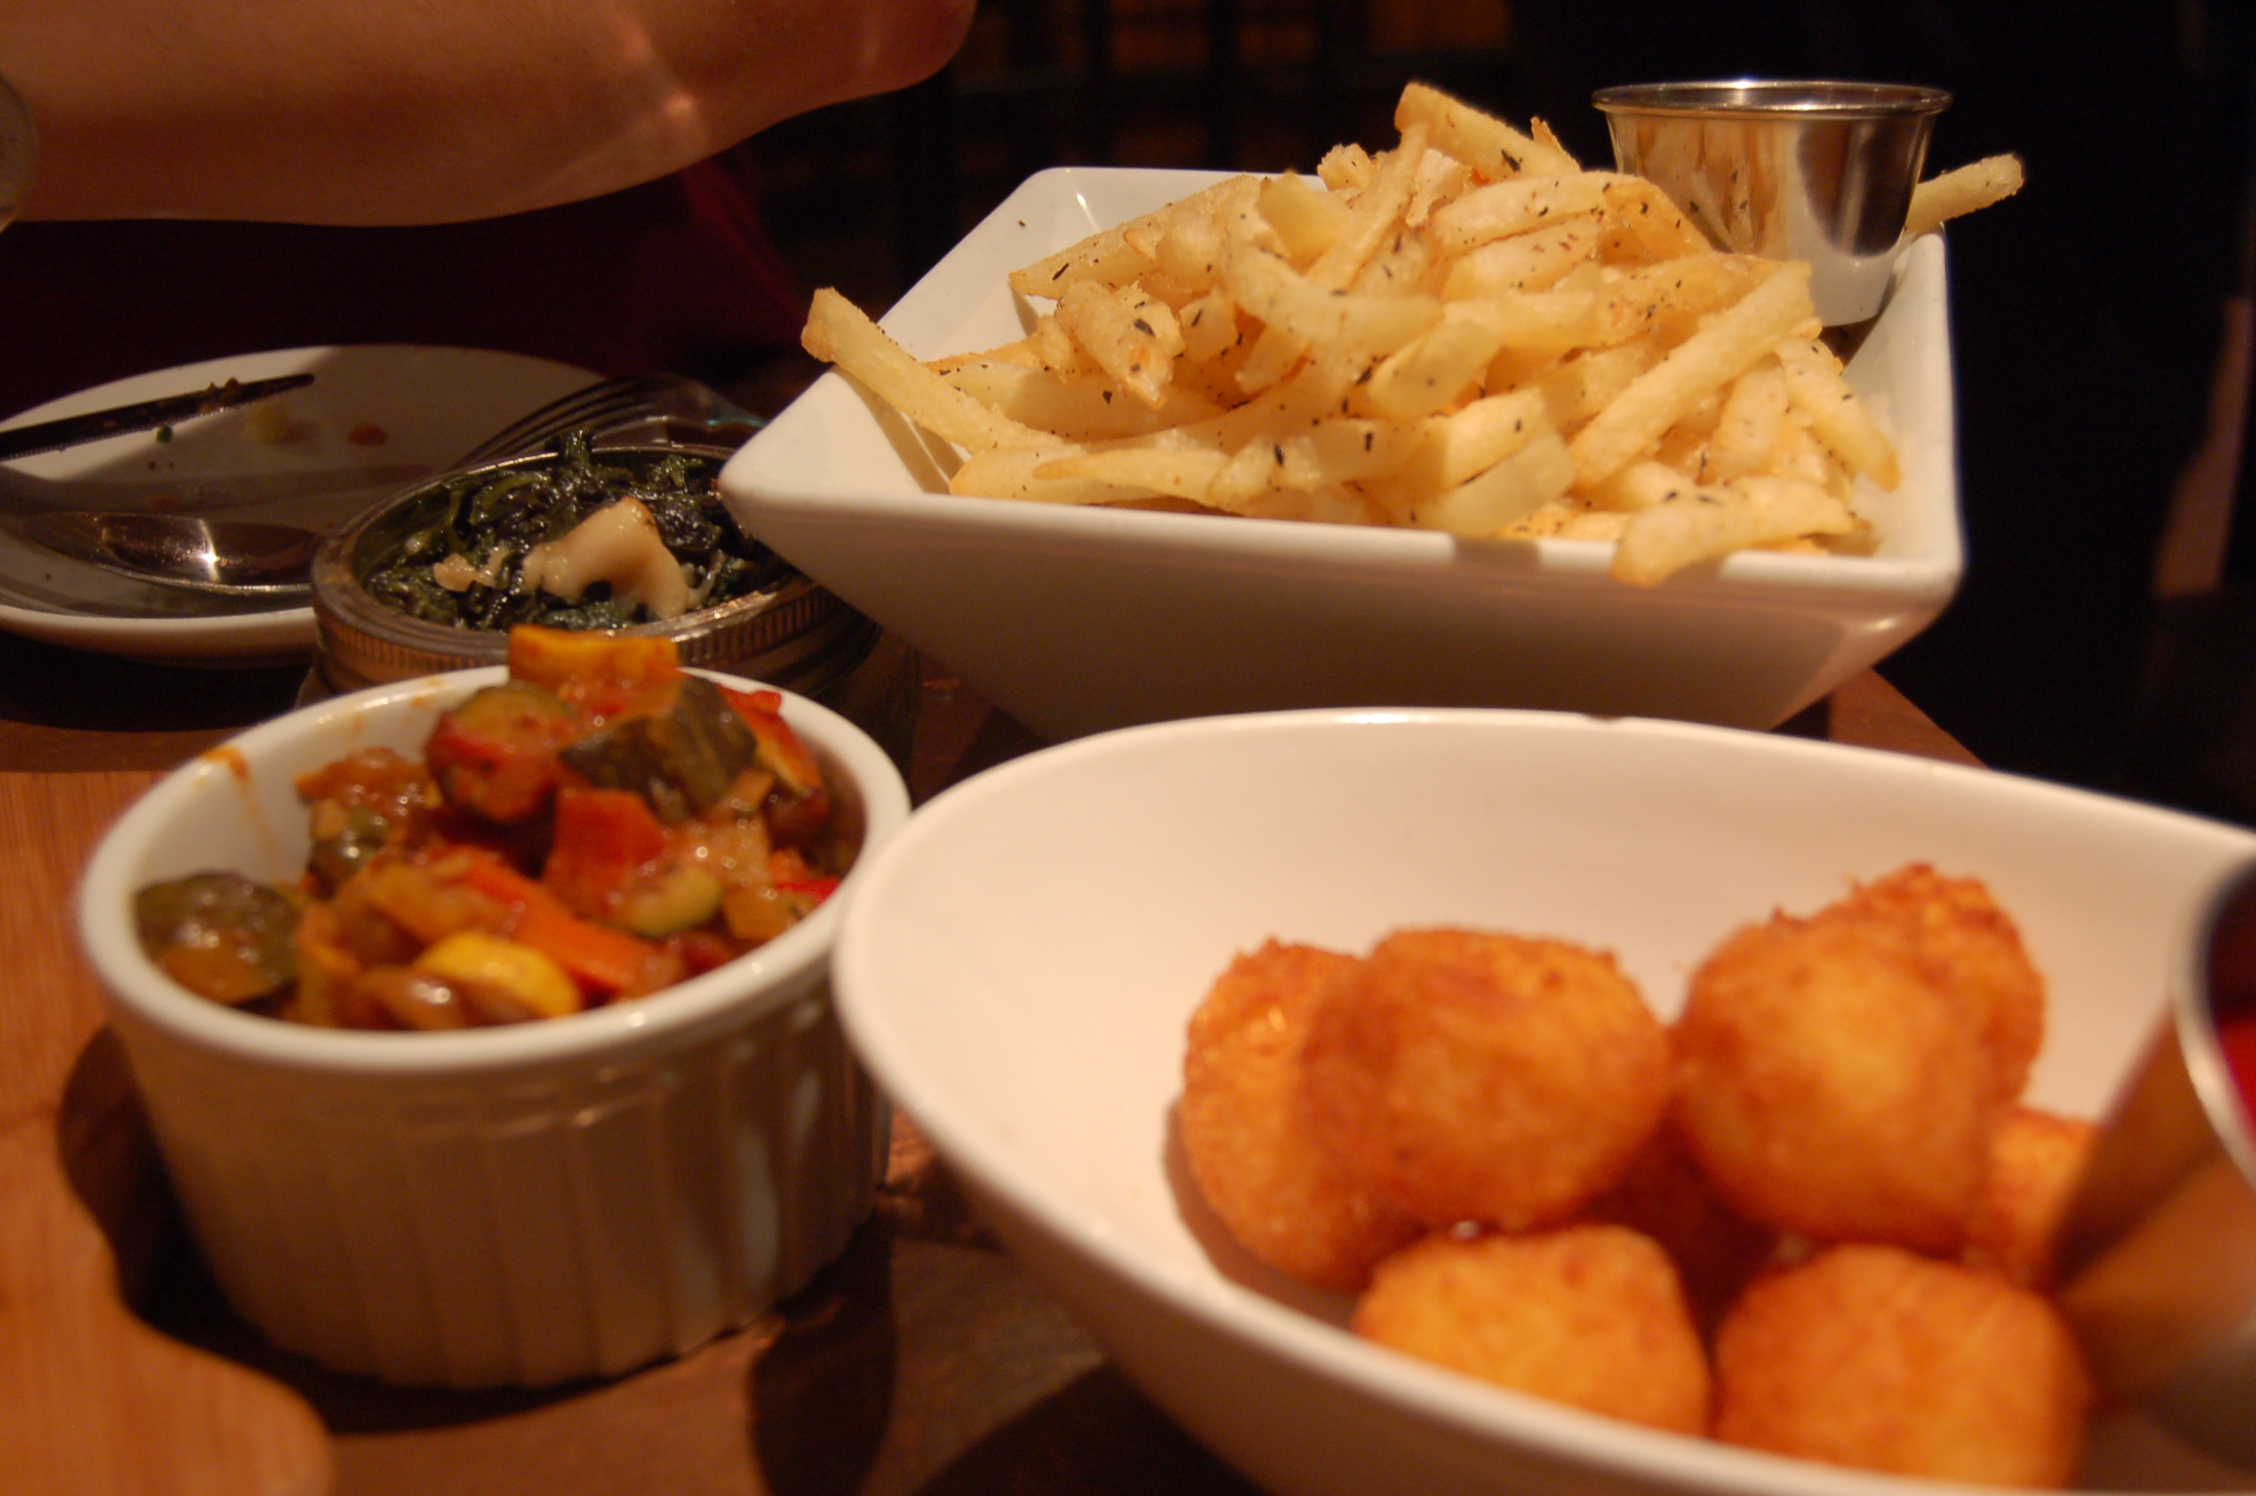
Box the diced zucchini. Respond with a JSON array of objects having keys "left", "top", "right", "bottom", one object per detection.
[
  {"left": 424, "top": 679, "right": 580, "bottom": 823},
  {"left": 616, "top": 864, "right": 726, "bottom": 938},
  {"left": 133, "top": 871, "right": 300, "bottom": 1004},
  {"left": 559, "top": 675, "right": 759, "bottom": 822}
]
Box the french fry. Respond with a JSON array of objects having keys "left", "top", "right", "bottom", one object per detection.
[
  {"left": 1366, "top": 303, "right": 1509, "bottom": 420},
  {"left": 1611, "top": 474, "right": 1859, "bottom": 586},
  {"left": 1773, "top": 336, "right": 1901, "bottom": 489},
  {"left": 1317, "top": 142, "right": 1374, "bottom": 191},
  {"left": 1121, "top": 174, "right": 1266, "bottom": 266},
  {"left": 1028, "top": 314, "right": 1088, "bottom": 374},
  {"left": 1703, "top": 361, "right": 1793, "bottom": 484},
  {"left": 1527, "top": 344, "right": 1656, "bottom": 431},
  {"left": 1471, "top": 263, "right": 1609, "bottom": 362},
  {"left": 1147, "top": 212, "right": 1233, "bottom": 295},
  {"left": 1440, "top": 210, "right": 1606, "bottom": 299},
  {"left": 1405, "top": 150, "right": 1473, "bottom": 228},
  {"left": 1309, "top": 118, "right": 1429, "bottom": 290},
  {"left": 1903, "top": 154, "right": 2025, "bottom": 239},
  {"left": 1395, "top": 388, "right": 1554, "bottom": 499},
  {"left": 803, "top": 288, "right": 1049, "bottom": 452},
  {"left": 1014, "top": 174, "right": 1262, "bottom": 299},
  {"left": 1225, "top": 119, "right": 1440, "bottom": 398},
  {"left": 799, "top": 78, "right": 2011, "bottom": 581},
  {"left": 1567, "top": 262, "right": 1816, "bottom": 488},
  {"left": 1581, "top": 459, "right": 1694, "bottom": 514},
  {"left": 1259, "top": 173, "right": 1350, "bottom": 263},
  {"left": 1595, "top": 174, "right": 1716, "bottom": 262},
  {"left": 952, "top": 443, "right": 1139, "bottom": 505},
  {"left": 1274, "top": 417, "right": 1426, "bottom": 489},
  {"left": 1413, "top": 427, "right": 1577, "bottom": 535},
  {"left": 1034, "top": 446, "right": 1230, "bottom": 503},
  {"left": 1007, "top": 230, "right": 1155, "bottom": 301},
  {"left": 1221, "top": 240, "right": 1442, "bottom": 357},
  {"left": 1177, "top": 289, "right": 1243, "bottom": 365},
  {"left": 1237, "top": 485, "right": 1393, "bottom": 525},
  {"left": 1427, "top": 174, "right": 1613, "bottom": 253},
  {"left": 1055, "top": 279, "right": 1186, "bottom": 409},
  {"left": 1596, "top": 253, "right": 1776, "bottom": 350},
  {"left": 1398, "top": 81, "right": 1580, "bottom": 179},
  {"left": 940, "top": 359, "right": 1225, "bottom": 440}
]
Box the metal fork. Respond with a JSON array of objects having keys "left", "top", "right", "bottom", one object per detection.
[{"left": 451, "top": 372, "right": 762, "bottom": 468}]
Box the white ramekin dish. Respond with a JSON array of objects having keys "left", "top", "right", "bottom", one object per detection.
[{"left": 78, "top": 665, "right": 911, "bottom": 1389}]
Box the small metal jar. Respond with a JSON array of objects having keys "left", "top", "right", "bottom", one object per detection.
[
  {"left": 307, "top": 443, "right": 919, "bottom": 766},
  {"left": 1593, "top": 79, "right": 1949, "bottom": 327},
  {"left": 2056, "top": 859, "right": 2256, "bottom": 1465}
]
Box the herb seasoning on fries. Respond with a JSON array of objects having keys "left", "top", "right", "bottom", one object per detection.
[
  {"left": 801, "top": 82, "right": 2018, "bottom": 586},
  {"left": 133, "top": 626, "right": 854, "bottom": 1030}
]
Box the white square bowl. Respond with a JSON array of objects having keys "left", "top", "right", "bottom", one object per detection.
[
  {"left": 832, "top": 708, "right": 2256, "bottom": 1496},
  {"left": 720, "top": 167, "right": 1961, "bottom": 742}
]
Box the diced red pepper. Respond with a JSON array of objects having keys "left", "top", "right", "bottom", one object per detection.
[
  {"left": 508, "top": 625, "right": 684, "bottom": 723},
  {"left": 541, "top": 786, "right": 670, "bottom": 919},
  {"left": 718, "top": 685, "right": 823, "bottom": 795},
  {"left": 446, "top": 848, "right": 662, "bottom": 996}
]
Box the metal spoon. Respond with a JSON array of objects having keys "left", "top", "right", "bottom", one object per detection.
[
  {"left": 20, "top": 511, "right": 319, "bottom": 600},
  {"left": 0, "top": 88, "right": 327, "bottom": 606},
  {"left": 11, "top": 380, "right": 759, "bottom": 601}
]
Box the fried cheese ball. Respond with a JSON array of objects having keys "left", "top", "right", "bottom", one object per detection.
[
  {"left": 1820, "top": 863, "right": 2047, "bottom": 1102},
  {"left": 1713, "top": 1243, "right": 2093, "bottom": 1486},
  {"left": 1354, "top": 1224, "right": 1712, "bottom": 1436},
  {"left": 1672, "top": 913, "right": 1996, "bottom": 1253},
  {"left": 1585, "top": 1119, "right": 1780, "bottom": 1336},
  {"left": 1300, "top": 929, "right": 1670, "bottom": 1231},
  {"left": 1965, "top": 1104, "right": 2100, "bottom": 1291},
  {"left": 1180, "top": 941, "right": 1422, "bottom": 1291}
]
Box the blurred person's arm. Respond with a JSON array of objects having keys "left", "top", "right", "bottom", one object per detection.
[{"left": 1, "top": 0, "right": 975, "bottom": 223}]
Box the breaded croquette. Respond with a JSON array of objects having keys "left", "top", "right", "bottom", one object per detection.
[
  {"left": 1672, "top": 912, "right": 1997, "bottom": 1253},
  {"left": 1584, "top": 1118, "right": 1781, "bottom": 1336},
  {"left": 1820, "top": 862, "right": 2046, "bottom": 1102},
  {"left": 1713, "top": 1243, "right": 2093, "bottom": 1487},
  {"left": 1966, "top": 1104, "right": 2100, "bottom": 1290},
  {"left": 1355, "top": 1224, "right": 1712, "bottom": 1436},
  {"left": 1300, "top": 928, "right": 1670, "bottom": 1231},
  {"left": 1180, "top": 940, "right": 1422, "bottom": 1291}
]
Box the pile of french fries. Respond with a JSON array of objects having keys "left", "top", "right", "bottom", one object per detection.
[{"left": 802, "top": 83, "right": 2020, "bottom": 586}]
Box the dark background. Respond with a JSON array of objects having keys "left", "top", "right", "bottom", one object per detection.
[
  {"left": 758, "top": 0, "right": 2256, "bottom": 820},
  {"left": 2, "top": 0, "right": 2251, "bottom": 816}
]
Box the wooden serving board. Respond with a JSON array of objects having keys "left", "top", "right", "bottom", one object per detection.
[{"left": 1, "top": 769, "right": 331, "bottom": 1496}]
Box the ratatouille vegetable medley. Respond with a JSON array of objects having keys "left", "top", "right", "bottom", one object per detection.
[{"left": 133, "top": 625, "right": 856, "bottom": 1030}]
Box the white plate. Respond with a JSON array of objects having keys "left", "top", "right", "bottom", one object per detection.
[
  {"left": 722, "top": 167, "right": 1961, "bottom": 742},
  {"left": 0, "top": 346, "right": 600, "bottom": 665},
  {"left": 835, "top": 708, "right": 2256, "bottom": 1496}
]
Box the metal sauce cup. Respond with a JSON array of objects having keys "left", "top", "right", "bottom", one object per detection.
[
  {"left": 1593, "top": 79, "right": 1949, "bottom": 327},
  {"left": 2055, "top": 859, "right": 2256, "bottom": 1464}
]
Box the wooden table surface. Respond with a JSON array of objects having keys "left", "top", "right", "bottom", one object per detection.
[{"left": 0, "top": 624, "right": 1977, "bottom": 1496}]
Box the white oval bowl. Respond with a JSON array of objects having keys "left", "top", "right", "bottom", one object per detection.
[
  {"left": 833, "top": 707, "right": 2256, "bottom": 1496},
  {"left": 80, "top": 665, "right": 911, "bottom": 1388}
]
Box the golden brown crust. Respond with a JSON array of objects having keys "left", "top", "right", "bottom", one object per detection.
[
  {"left": 1820, "top": 861, "right": 2047, "bottom": 1102},
  {"left": 1299, "top": 928, "right": 1670, "bottom": 1231},
  {"left": 1354, "top": 1224, "right": 1712, "bottom": 1436},
  {"left": 1965, "top": 1104, "right": 2099, "bottom": 1290},
  {"left": 1713, "top": 1243, "right": 2092, "bottom": 1487},
  {"left": 1180, "top": 940, "right": 1422, "bottom": 1290},
  {"left": 1672, "top": 913, "right": 1996, "bottom": 1253}
]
